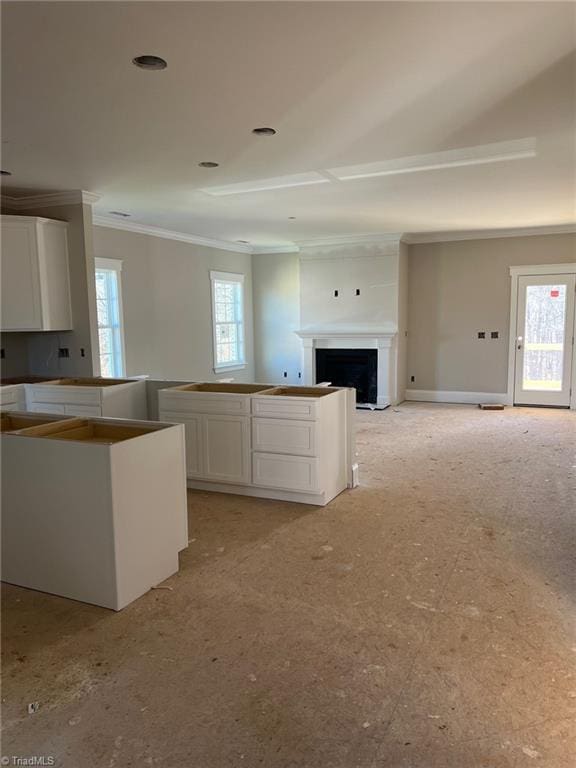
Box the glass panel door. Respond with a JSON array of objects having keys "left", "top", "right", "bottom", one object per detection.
[{"left": 514, "top": 274, "right": 575, "bottom": 406}]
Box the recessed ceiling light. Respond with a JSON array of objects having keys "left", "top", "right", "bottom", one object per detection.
[
  {"left": 252, "top": 127, "right": 277, "bottom": 136},
  {"left": 132, "top": 55, "right": 167, "bottom": 71},
  {"left": 199, "top": 161, "right": 219, "bottom": 168},
  {"left": 109, "top": 211, "right": 130, "bottom": 218},
  {"left": 0, "top": 170, "right": 12, "bottom": 176},
  {"left": 288, "top": 216, "right": 296, "bottom": 220}
]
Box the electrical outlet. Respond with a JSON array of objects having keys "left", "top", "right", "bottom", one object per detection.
[
  {"left": 334, "top": 290, "right": 339, "bottom": 297},
  {"left": 283, "top": 371, "right": 287, "bottom": 378},
  {"left": 477, "top": 331, "right": 486, "bottom": 339},
  {"left": 58, "top": 347, "right": 70, "bottom": 358},
  {"left": 410, "top": 375, "right": 415, "bottom": 383},
  {"left": 355, "top": 288, "right": 360, "bottom": 296},
  {"left": 491, "top": 331, "right": 499, "bottom": 339},
  {"left": 298, "top": 372, "right": 301, "bottom": 379},
  {"left": 80, "top": 348, "right": 86, "bottom": 357}
]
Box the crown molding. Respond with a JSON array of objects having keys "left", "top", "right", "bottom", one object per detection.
[
  {"left": 296, "top": 233, "right": 402, "bottom": 249},
  {"left": 93, "top": 215, "right": 253, "bottom": 254},
  {"left": 402, "top": 223, "right": 576, "bottom": 244},
  {"left": 2, "top": 190, "right": 101, "bottom": 210}
]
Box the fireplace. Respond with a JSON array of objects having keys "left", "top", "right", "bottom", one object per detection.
[
  {"left": 295, "top": 325, "right": 398, "bottom": 408},
  {"left": 316, "top": 349, "right": 377, "bottom": 404}
]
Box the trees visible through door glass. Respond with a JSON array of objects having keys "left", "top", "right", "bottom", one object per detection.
[{"left": 522, "top": 284, "right": 566, "bottom": 391}]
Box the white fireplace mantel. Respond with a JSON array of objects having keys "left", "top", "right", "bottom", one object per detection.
[{"left": 295, "top": 324, "right": 398, "bottom": 407}]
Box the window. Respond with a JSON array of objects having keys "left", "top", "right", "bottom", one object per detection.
[
  {"left": 95, "top": 258, "right": 125, "bottom": 378},
  {"left": 210, "top": 271, "right": 245, "bottom": 371}
]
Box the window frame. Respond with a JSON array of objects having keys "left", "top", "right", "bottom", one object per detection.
[
  {"left": 95, "top": 257, "right": 127, "bottom": 378},
  {"left": 210, "top": 270, "right": 246, "bottom": 373}
]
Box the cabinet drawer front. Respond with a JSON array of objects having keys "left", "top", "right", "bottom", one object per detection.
[
  {"left": 252, "top": 418, "right": 317, "bottom": 457},
  {"left": 159, "top": 391, "right": 250, "bottom": 415},
  {"left": 0, "top": 386, "right": 25, "bottom": 408},
  {"left": 28, "top": 402, "right": 67, "bottom": 414},
  {"left": 253, "top": 453, "right": 319, "bottom": 492},
  {"left": 252, "top": 397, "right": 318, "bottom": 421},
  {"left": 1, "top": 403, "right": 23, "bottom": 412},
  {"left": 64, "top": 404, "right": 102, "bottom": 417},
  {"left": 27, "top": 385, "right": 102, "bottom": 406}
]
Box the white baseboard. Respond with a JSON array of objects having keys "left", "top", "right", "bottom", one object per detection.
[{"left": 405, "top": 389, "right": 508, "bottom": 405}]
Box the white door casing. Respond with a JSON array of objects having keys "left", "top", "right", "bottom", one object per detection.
[{"left": 508, "top": 264, "right": 576, "bottom": 408}]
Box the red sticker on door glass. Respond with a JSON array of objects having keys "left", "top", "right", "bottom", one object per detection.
[{"left": 550, "top": 290, "right": 560, "bottom": 297}]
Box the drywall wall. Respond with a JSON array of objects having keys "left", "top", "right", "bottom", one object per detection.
[
  {"left": 407, "top": 233, "right": 576, "bottom": 394},
  {"left": 397, "top": 240, "right": 409, "bottom": 402},
  {"left": 252, "top": 252, "right": 301, "bottom": 384},
  {"left": 299, "top": 241, "right": 401, "bottom": 329},
  {"left": 0, "top": 333, "right": 31, "bottom": 378},
  {"left": 92, "top": 226, "right": 255, "bottom": 382}
]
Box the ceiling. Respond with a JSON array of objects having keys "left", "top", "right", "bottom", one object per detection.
[{"left": 2, "top": 1, "right": 575, "bottom": 249}]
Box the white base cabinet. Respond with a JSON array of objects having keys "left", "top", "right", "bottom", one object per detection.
[
  {"left": 25, "top": 377, "right": 147, "bottom": 419},
  {"left": 159, "top": 383, "right": 355, "bottom": 506},
  {"left": 1, "top": 413, "right": 188, "bottom": 611}
]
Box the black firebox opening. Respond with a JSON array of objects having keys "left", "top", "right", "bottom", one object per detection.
[{"left": 316, "top": 348, "right": 377, "bottom": 404}]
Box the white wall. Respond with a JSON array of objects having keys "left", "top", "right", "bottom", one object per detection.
[
  {"left": 299, "top": 241, "right": 401, "bottom": 329},
  {"left": 93, "top": 226, "right": 255, "bottom": 382},
  {"left": 252, "top": 252, "right": 301, "bottom": 384}
]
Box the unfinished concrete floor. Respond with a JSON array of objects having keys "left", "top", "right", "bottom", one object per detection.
[{"left": 2, "top": 403, "right": 575, "bottom": 767}]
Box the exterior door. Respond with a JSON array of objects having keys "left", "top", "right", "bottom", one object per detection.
[{"left": 514, "top": 274, "right": 575, "bottom": 406}]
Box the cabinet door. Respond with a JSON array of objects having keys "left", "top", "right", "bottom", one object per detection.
[
  {"left": 158, "top": 411, "right": 203, "bottom": 478},
  {"left": 183, "top": 414, "right": 203, "bottom": 477},
  {"left": 1, "top": 220, "right": 42, "bottom": 330},
  {"left": 203, "top": 414, "right": 250, "bottom": 484}
]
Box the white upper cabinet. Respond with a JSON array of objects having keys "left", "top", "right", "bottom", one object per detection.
[{"left": 1, "top": 215, "right": 73, "bottom": 331}]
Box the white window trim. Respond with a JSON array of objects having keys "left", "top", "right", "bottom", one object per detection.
[
  {"left": 95, "top": 257, "right": 127, "bottom": 378},
  {"left": 507, "top": 262, "right": 576, "bottom": 409},
  {"left": 210, "top": 270, "right": 247, "bottom": 373}
]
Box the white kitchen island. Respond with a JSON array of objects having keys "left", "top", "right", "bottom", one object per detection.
[
  {"left": 1, "top": 412, "right": 187, "bottom": 610},
  {"left": 158, "top": 382, "right": 357, "bottom": 506}
]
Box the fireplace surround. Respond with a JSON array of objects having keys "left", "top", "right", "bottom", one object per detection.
[{"left": 295, "top": 325, "right": 398, "bottom": 408}]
